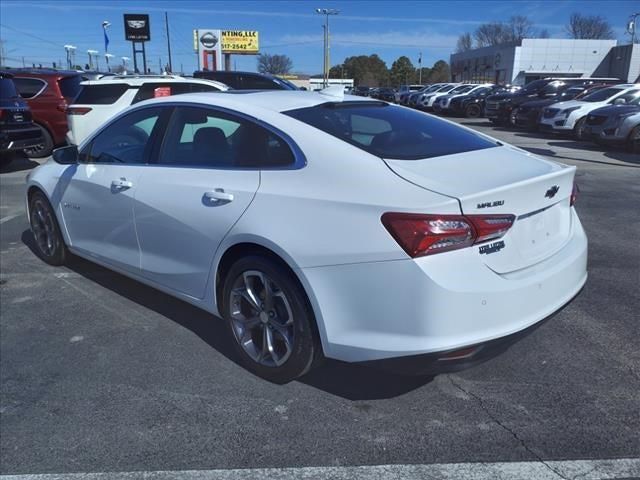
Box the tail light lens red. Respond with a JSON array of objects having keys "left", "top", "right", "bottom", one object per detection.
[
  {"left": 66, "top": 107, "right": 92, "bottom": 115},
  {"left": 570, "top": 182, "right": 579, "bottom": 206},
  {"left": 382, "top": 213, "right": 515, "bottom": 258}
]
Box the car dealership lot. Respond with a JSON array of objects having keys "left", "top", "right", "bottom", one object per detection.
[{"left": 1, "top": 122, "right": 639, "bottom": 478}]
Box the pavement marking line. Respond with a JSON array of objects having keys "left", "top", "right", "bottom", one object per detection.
[
  {"left": 2, "top": 458, "right": 640, "bottom": 480},
  {"left": 0, "top": 214, "right": 21, "bottom": 225}
]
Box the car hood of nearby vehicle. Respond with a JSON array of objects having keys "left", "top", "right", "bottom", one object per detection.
[
  {"left": 546, "top": 99, "right": 589, "bottom": 110},
  {"left": 587, "top": 103, "right": 640, "bottom": 117}
]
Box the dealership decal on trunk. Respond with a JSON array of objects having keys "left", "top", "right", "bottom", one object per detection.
[
  {"left": 477, "top": 200, "right": 505, "bottom": 209},
  {"left": 479, "top": 240, "right": 505, "bottom": 255}
]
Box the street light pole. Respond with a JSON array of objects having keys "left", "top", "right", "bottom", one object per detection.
[
  {"left": 64, "top": 45, "right": 76, "bottom": 69},
  {"left": 87, "top": 50, "right": 98, "bottom": 70},
  {"left": 316, "top": 8, "right": 339, "bottom": 87}
]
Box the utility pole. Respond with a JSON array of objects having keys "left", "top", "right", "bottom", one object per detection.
[
  {"left": 87, "top": 50, "right": 98, "bottom": 70},
  {"left": 316, "top": 8, "right": 339, "bottom": 87},
  {"left": 418, "top": 52, "right": 423, "bottom": 84},
  {"left": 165, "top": 12, "right": 173, "bottom": 72},
  {"left": 64, "top": 45, "right": 76, "bottom": 69},
  {"left": 628, "top": 13, "right": 639, "bottom": 44}
]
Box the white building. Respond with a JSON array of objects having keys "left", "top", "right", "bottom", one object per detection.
[{"left": 450, "top": 38, "right": 637, "bottom": 85}]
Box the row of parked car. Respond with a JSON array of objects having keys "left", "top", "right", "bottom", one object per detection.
[
  {"left": 375, "top": 78, "right": 639, "bottom": 153},
  {"left": 0, "top": 68, "right": 300, "bottom": 165}
]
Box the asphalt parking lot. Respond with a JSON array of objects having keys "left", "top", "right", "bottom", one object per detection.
[{"left": 1, "top": 121, "right": 639, "bottom": 478}]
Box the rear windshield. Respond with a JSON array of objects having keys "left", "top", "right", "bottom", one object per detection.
[
  {"left": 58, "top": 75, "right": 82, "bottom": 99},
  {"left": 74, "top": 84, "right": 129, "bottom": 104},
  {"left": 284, "top": 102, "right": 497, "bottom": 160},
  {"left": 0, "top": 78, "right": 19, "bottom": 99}
]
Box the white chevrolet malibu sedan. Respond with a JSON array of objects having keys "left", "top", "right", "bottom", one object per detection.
[{"left": 26, "top": 88, "right": 587, "bottom": 383}]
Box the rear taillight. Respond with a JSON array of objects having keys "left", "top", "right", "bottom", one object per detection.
[
  {"left": 381, "top": 213, "right": 515, "bottom": 258},
  {"left": 67, "top": 107, "right": 92, "bottom": 115},
  {"left": 570, "top": 182, "right": 579, "bottom": 206}
]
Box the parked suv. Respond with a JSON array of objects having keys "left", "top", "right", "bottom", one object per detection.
[
  {"left": 539, "top": 84, "right": 639, "bottom": 139},
  {"left": 193, "top": 70, "right": 298, "bottom": 90},
  {"left": 0, "top": 73, "right": 42, "bottom": 163},
  {"left": 66, "top": 75, "right": 228, "bottom": 146},
  {"left": 583, "top": 95, "right": 640, "bottom": 152},
  {"left": 8, "top": 69, "right": 83, "bottom": 157},
  {"left": 448, "top": 85, "right": 506, "bottom": 118},
  {"left": 433, "top": 84, "right": 493, "bottom": 114},
  {"left": 484, "top": 77, "right": 620, "bottom": 126}
]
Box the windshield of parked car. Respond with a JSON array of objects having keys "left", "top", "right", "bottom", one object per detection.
[
  {"left": 0, "top": 78, "right": 19, "bottom": 99},
  {"left": 580, "top": 87, "right": 625, "bottom": 102},
  {"left": 285, "top": 102, "right": 497, "bottom": 160},
  {"left": 520, "top": 79, "right": 549, "bottom": 94},
  {"left": 437, "top": 84, "right": 456, "bottom": 92},
  {"left": 453, "top": 85, "right": 475, "bottom": 94}
]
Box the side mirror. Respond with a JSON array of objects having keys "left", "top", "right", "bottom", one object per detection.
[
  {"left": 52, "top": 145, "right": 78, "bottom": 164},
  {"left": 613, "top": 98, "right": 626, "bottom": 105}
]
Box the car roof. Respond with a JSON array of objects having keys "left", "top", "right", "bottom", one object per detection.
[
  {"left": 138, "top": 90, "right": 377, "bottom": 113},
  {"left": 4, "top": 69, "right": 79, "bottom": 78},
  {"left": 79, "top": 75, "right": 228, "bottom": 89}
]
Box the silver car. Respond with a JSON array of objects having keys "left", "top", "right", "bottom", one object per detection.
[{"left": 584, "top": 96, "right": 640, "bottom": 153}]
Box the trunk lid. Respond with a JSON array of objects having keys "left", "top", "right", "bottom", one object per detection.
[{"left": 384, "top": 145, "right": 576, "bottom": 273}]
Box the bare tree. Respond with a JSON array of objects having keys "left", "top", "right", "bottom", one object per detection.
[
  {"left": 474, "top": 22, "right": 509, "bottom": 47},
  {"left": 507, "top": 15, "right": 535, "bottom": 41},
  {"left": 456, "top": 33, "right": 473, "bottom": 52},
  {"left": 257, "top": 53, "right": 293, "bottom": 75},
  {"left": 565, "top": 13, "right": 614, "bottom": 39},
  {"left": 538, "top": 28, "right": 551, "bottom": 38}
]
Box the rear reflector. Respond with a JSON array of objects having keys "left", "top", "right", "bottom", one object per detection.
[
  {"left": 67, "top": 107, "right": 92, "bottom": 115},
  {"left": 570, "top": 182, "right": 579, "bottom": 206},
  {"left": 437, "top": 346, "right": 479, "bottom": 361},
  {"left": 382, "top": 212, "right": 515, "bottom": 257}
]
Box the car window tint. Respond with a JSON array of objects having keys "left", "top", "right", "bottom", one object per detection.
[
  {"left": 58, "top": 75, "right": 82, "bottom": 99},
  {"left": 285, "top": 102, "right": 497, "bottom": 160},
  {"left": 12, "top": 78, "right": 46, "bottom": 98},
  {"left": 75, "top": 84, "right": 129, "bottom": 104},
  {"left": 87, "top": 108, "right": 161, "bottom": 164},
  {"left": 131, "top": 82, "right": 192, "bottom": 104},
  {"left": 158, "top": 106, "right": 294, "bottom": 168},
  {"left": 610, "top": 90, "right": 640, "bottom": 103},
  {"left": 581, "top": 87, "right": 623, "bottom": 102},
  {"left": 241, "top": 75, "right": 278, "bottom": 90}
]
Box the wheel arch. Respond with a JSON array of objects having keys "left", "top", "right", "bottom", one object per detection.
[{"left": 213, "top": 239, "right": 326, "bottom": 354}]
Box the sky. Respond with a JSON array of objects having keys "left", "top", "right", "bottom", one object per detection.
[{"left": 0, "top": 0, "right": 637, "bottom": 74}]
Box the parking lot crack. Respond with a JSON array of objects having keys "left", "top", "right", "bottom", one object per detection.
[{"left": 447, "top": 375, "right": 571, "bottom": 480}]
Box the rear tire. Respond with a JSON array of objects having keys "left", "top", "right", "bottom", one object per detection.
[
  {"left": 221, "top": 255, "right": 319, "bottom": 383},
  {"left": 28, "top": 191, "right": 67, "bottom": 266},
  {"left": 25, "top": 125, "right": 54, "bottom": 158}
]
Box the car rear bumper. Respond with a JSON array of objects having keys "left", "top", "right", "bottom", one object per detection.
[
  {"left": 0, "top": 126, "right": 43, "bottom": 151},
  {"left": 301, "top": 209, "right": 587, "bottom": 364}
]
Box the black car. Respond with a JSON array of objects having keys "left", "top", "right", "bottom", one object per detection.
[
  {"left": 193, "top": 70, "right": 298, "bottom": 90},
  {"left": 375, "top": 87, "right": 396, "bottom": 102},
  {"left": 0, "top": 73, "right": 42, "bottom": 164},
  {"left": 353, "top": 86, "right": 370, "bottom": 97},
  {"left": 484, "top": 78, "right": 620, "bottom": 126},
  {"left": 513, "top": 84, "right": 609, "bottom": 130},
  {"left": 448, "top": 85, "right": 505, "bottom": 118}
]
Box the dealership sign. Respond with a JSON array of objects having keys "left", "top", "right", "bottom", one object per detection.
[
  {"left": 221, "top": 30, "right": 259, "bottom": 54},
  {"left": 123, "top": 14, "right": 150, "bottom": 42}
]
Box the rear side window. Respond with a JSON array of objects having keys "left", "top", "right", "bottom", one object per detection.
[
  {"left": 0, "top": 78, "right": 19, "bottom": 99},
  {"left": 285, "top": 102, "right": 497, "bottom": 160},
  {"left": 581, "top": 87, "right": 624, "bottom": 102},
  {"left": 13, "top": 78, "right": 46, "bottom": 98},
  {"left": 241, "top": 75, "right": 279, "bottom": 90},
  {"left": 74, "top": 84, "right": 129, "bottom": 104},
  {"left": 58, "top": 75, "right": 82, "bottom": 99}
]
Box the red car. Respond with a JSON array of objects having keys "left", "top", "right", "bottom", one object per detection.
[{"left": 9, "top": 69, "right": 82, "bottom": 157}]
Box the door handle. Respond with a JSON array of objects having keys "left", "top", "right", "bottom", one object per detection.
[
  {"left": 111, "top": 178, "right": 133, "bottom": 190},
  {"left": 204, "top": 189, "right": 234, "bottom": 204}
]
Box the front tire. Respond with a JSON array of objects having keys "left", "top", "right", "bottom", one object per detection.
[
  {"left": 29, "top": 191, "right": 67, "bottom": 266},
  {"left": 221, "top": 255, "right": 319, "bottom": 383},
  {"left": 573, "top": 117, "right": 587, "bottom": 141},
  {"left": 628, "top": 125, "right": 640, "bottom": 154},
  {"left": 465, "top": 104, "right": 482, "bottom": 118}
]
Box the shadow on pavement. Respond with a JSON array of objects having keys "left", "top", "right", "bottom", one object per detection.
[
  {"left": 0, "top": 153, "right": 40, "bottom": 174},
  {"left": 21, "top": 229, "right": 432, "bottom": 401}
]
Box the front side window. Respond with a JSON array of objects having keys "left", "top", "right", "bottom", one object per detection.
[
  {"left": 158, "top": 106, "right": 294, "bottom": 168},
  {"left": 581, "top": 87, "right": 624, "bottom": 103},
  {"left": 285, "top": 102, "right": 497, "bottom": 160},
  {"left": 86, "top": 107, "right": 163, "bottom": 164},
  {"left": 609, "top": 89, "right": 640, "bottom": 104}
]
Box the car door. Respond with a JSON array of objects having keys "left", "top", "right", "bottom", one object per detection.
[
  {"left": 58, "top": 106, "right": 169, "bottom": 273},
  {"left": 133, "top": 105, "right": 293, "bottom": 299}
]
